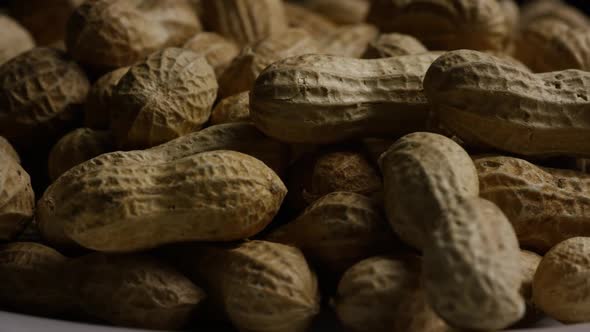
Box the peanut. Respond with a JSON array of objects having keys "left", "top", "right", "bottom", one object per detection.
[
  {"left": 424, "top": 49, "right": 590, "bottom": 157},
  {"left": 379, "top": 132, "right": 479, "bottom": 249},
  {"left": 250, "top": 52, "right": 440, "bottom": 144},
  {"left": 475, "top": 155, "right": 590, "bottom": 252},
  {"left": 182, "top": 32, "right": 240, "bottom": 77},
  {"left": 0, "top": 136, "right": 20, "bottom": 163},
  {"left": 66, "top": 0, "right": 201, "bottom": 72},
  {"left": 202, "top": 0, "right": 288, "bottom": 47},
  {"left": 284, "top": 2, "right": 338, "bottom": 42},
  {"left": 178, "top": 240, "right": 320, "bottom": 332},
  {"left": 0, "top": 47, "right": 89, "bottom": 150},
  {"left": 0, "top": 14, "right": 34, "bottom": 65},
  {"left": 210, "top": 91, "right": 250, "bottom": 125},
  {"left": 517, "top": 250, "right": 544, "bottom": 327},
  {"left": 0, "top": 149, "right": 34, "bottom": 241},
  {"left": 499, "top": 0, "right": 520, "bottom": 34},
  {"left": 267, "top": 192, "right": 394, "bottom": 274},
  {"left": 334, "top": 255, "right": 449, "bottom": 332},
  {"left": 423, "top": 197, "right": 525, "bottom": 330},
  {"left": 303, "top": 0, "right": 369, "bottom": 25},
  {"left": 362, "top": 33, "right": 428, "bottom": 59},
  {"left": 533, "top": 237, "right": 590, "bottom": 323},
  {"left": 322, "top": 23, "right": 378, "bottom": 58},
  {"left": 219, "top": 28, "right": 319, "bottom": 98},
  {"left": 84, "top": 66, "right": 130, "bottom": 129},
  {"left": 367, "top": 0, "right": 509, "bottom": 51},
  {"left": 110, "top": 48, "right": 217, "bottom": 150},
  {"left": 520, "top": 0, "right": 590, "bottom": 30},
  {"left": 48, "top": 128, "right": 112, "bottom": 181}
]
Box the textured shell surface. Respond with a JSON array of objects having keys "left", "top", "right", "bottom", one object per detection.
[
  {"left": 0, "top": 14, "right": 35, "bottom": 65},
  {"left": 68, "top": 253, "right": 205, "bottom": 329},
  {"left": 251, "top": 52, "right": 441, "bottom": 144},
  {"left": 110, "top": 48, "right": 218, "bottom": 150},
  {"left": 424, "top": 49, "right": 590, "bottom": 156},
  {"left": 38, "top": 150, "right": 286, "bottom": 252},
  {"left": 183, "top": 32, "right": 240, "bottom": 77},
  {"left": 520, "top": 0, "right": 590, "bottom": 29},
  {"left": 66, "top": 0, "right": 201, "bottom": 71},
  {"left": 203, "top": 0, "right": 288, "bottom": 47},
  {"left": 321, "top": 23, "right": 378, "bottom": 58},
  {"left": 423, "top": 197, "right": 525, "bottom": 330},
  {"left": 533, "top": 237, "right": 590, "bottom": 323},
  {"left": 475, "top": 155, "right": 590, "bottom": 252},
  {"left": 283, "top": 3, "right": 338, "bottom": 42},
  {"left": 0, "top": 47, "right": 90, "bottom": 149},
  {"left": 0, "top": 136, "right": 20, "bottom": 163},
  {"left": 0, "top": 153, "right": 35, "bottom": 240},
  {"left": 210, "top": 91, "right": 251, "bottom": 125},
  {"left": 192, "top": 240, "right": 320, "bottom": 332},
  {"left": 363, "top": 33, "right": 428, "bottom": 59},
  {"left": 267, "top": 192, "right": 394, "bottom": 273},
  {"left": 367, "top": 0, "right": 509, "bottom": 51},
  {"left": 518, "top": 249, "right": 544, "bottom": 326},
  {"left": 305, "top": 0, "right": 369, "bottom": 25},
  {"left": 85, "top": 66, "right": 130, "bottom": 129},
  {"left": 379, "top": 132, "right": 479, "bottom": 249}
]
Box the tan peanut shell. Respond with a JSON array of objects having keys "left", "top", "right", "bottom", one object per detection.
[
  {"left": 218, "top": 29, "right": 319, "bottom": 98},
  {"left": 424, "top": 49, "right": 590, "bottom": 156},
  {"left": 520, "top": 0, "right": 590, "bottom": 29},
  {"left": 363, "top": 33, "right": 428, "bottom": 59},
  {"left": 304, "top": 0, "right": 369, "bottom": 25},
  {"left": 514, "top": 19, "right": 590, "bottom": 72},
  {"left": 181, "top": 241, "right": 320, "bottom": 332},
  {"left": 379, "top": 132, "right": 479, "bottom": 249},
  {"left": 367, "top": 0, "right": 509, "bottom": 51},
  {"left": 210, "top": 91, "right": 250, "bottom": 125},
  {"left": 48, "top": 128, "right": 112, "bottom": 181},
  {"left": 9, "top": 0, "right": 84, "bottom": 45},
  {"left": 84, "top": 66, "right": 130, "bottom": 129},
  {"left": 475, "top": 155, "right": 590, "bottom": 252},
  {"left": 335, "top": 255, "right": 448, "bottom": 332},
  {"left": 518, "top": 250, "right": 544, "bottom": 326},
  {"left": 500, "top": 0, "right": 520, "bottom": 34},
  {"left": 0, "top": 47, "right": 89, "bottom": 150},
  {"left": 66, "top": 0, "right": 201, "bottom": 72},
  {"left": 423, "top": 197, "right": 525, "bottom": 330},
  {"left": 0, "top": 136, "right": 20, "bottom": 163},
  {"left": 203, "top": 0, "right": 288, "bottom": 47},
  {"left": 110, "top": 48, "right": 217, "bottom": 150},
  {"left": 0, "top": 14, "right": 34, "bottom": 65},
  {"left": 322, "top": 23, "right": 378, "bottom": 58},
  {"left": 251, "top": 52, "right": 440, "bottom": 144},
  {"left": 38, "top": 149, "right": 286, "bottom": 252},
  {"left": 68, "top": 253, "right": 205, "bottom": 329},
  {"left": 0, "top": 242, "right": 72, "bottom": 315},
  {"left": 267, "top": 192, "right": 394, "bottom": 274},
  {"left": 533, "top": 237, "right": 590, "bottom": 323},
  {"left": 183, "top": 32, "right": 240, "bottom": 77},
  {"left": 284, "top": 3, "right": 338, "bottom": 42},
  {"left": 0, "top": 152, "right": 34, "bottom": 240}
]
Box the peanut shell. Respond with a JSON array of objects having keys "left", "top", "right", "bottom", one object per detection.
[
  {"left": 304, "top": 0, "right": 369, "bottom": 25},
  {"left": 0, "top": 14, "right": 35, "bottom": 65},
  {"left": 0, "top": 136, "right": 20, "bottom": 163},
  {"left": 84, "top": 66, "right": 129, "bottom": 129},
  {"left": 0, "top": 153, "right": 35, "bottom": 240},
  {"left": 363, "top": 33, "right": 428, "bottom": 59},
  {"left": 322, "top": 23, "right": 378, "bottom": 58},
  {"left": 183, "top": 32, "right": 240, "bottom": 77},
  {"left": 210, "top": 91, "right": 250, "bottom": 125}
]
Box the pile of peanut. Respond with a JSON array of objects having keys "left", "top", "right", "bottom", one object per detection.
[{"left": 1, "top": 0, "right": 590, "bottom": 331}]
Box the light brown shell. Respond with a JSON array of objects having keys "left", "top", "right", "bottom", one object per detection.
[
  {"left": 533, "top": 237, "right": 590, "bottom": 323},
  {"left": 68, "top": 253, "right": 205, "bottom": 329},
  {"left": 0, "top": 152, "right": 35, "bottom": 240},
  {"left": 322, "top": 23, "right": 378, "bottom": 58},
  {"left": 424, "top": 49, "right": 590, "bottom": 156},
  {"left": 304, "top": 0, "right": 369, "bottom": 25},
  {"left": 38, "top": 149, "right": 287, "bottom": 252},
  {"left": 379, "top": 132, "right": 479, "bottom": 249},
  {"left": 0, "top": 136, "right": 20, "bottom": 163},
  {"left": 335, "top": 255, "right": 449, "bottom": 332},
  {"left": 362, "top": 33, "right": 428, "bottom": 59},
  {"left": 500, "top": 0, "right": 520, "bottom": 34},
  {"left": 210, "top": 91, "right": 250, "bottom": 125},
  {"left": 367, "top": 0, "right": 509, "bottom": 51},
  {"left": 84, "top": 66, "right": 130, "bottom": 129},
  {"left": 423, "top": 197, "right": 525, "bottom": 330},
  {"left": 0, "top": 47, "right": 90, "bottom": 150},
  {"left": 283, "top": 3, "right": 338, "bottom": 42},
  {"left": 110, "top": 48, "right": 217, "bottom": 150},
  {"left": 514, "top": 19, "right": 590, "bottom": 72},
  {"left": 267, "top": 192, "right": 394, "bottom": 274},
  {"left": 218, "top": 29, "right": 320, "bottom": 98},
  {"left": 475, "top": 155, "right": 590, "bottom": 252},
  {"left": 517, "top": 250, "right": 544, "bottom": 326},
  {"left": 0, "top": 14, "right": 35, "bottom": 65},
  {"left": 9, "top": 0, "right": 84, "bottom": 45},
  {"left": 0, "top": 242, "right": 72, "bottom": 315},
  {"left": 202, "top": 0, "right": 288, "bottom": 47},
  {"left": 48, "top": 128, "right": 112, "bottom": 181},
  {"left": 183, "top": 32, "right": 240, "bottom": 77},
  {"left": 66, "top": 0, "right": 201, "bottom": 72},
  {"left": 520, "top": 0, "right": 590, "bottom": 29},
  {"left": 183, "top": 240, "right": 320, "bottom": 332},
  {"left": 251, "top": 52, "right": 440, "bottom": 144}
]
